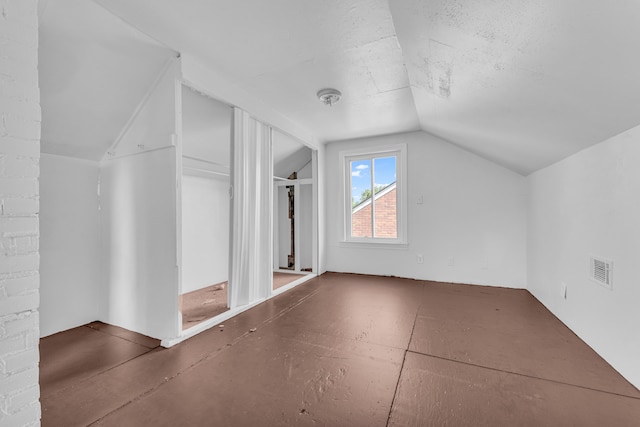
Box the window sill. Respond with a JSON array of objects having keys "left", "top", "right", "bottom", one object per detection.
[{"left": 338, "top": 240, "right": 409, "bottom": 250}]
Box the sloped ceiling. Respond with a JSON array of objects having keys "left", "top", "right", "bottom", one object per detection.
[
  {"left": 181, "top": 86, "right": 231, "bottom": 166},
  {"left": 95, "top": 0, "right": 420, "bottom": 146},
  {"left": 273, "top": 130, "right": 312, "bottom": 179},
  {"left": 180, "top": 85, "right": 310, "bottom": 178},
  {"left": 38, "top": 0, "right": 176, "bottom": 160},
  {"left": 390, "top": 0, "right": 640, "bottom": 174},
  {"left": 41, "top": 1, "right": 640, "bottom": 174}
]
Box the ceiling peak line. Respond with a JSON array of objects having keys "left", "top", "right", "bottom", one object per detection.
[
  {"left": 375, "top": 85, "right": 412, "bottom": 96},
  {"left": 92, "top": 0, "right": 177, "bottom": 53},
  {"left": 351, "top": 34, "right": 400, "bottom": 50}
]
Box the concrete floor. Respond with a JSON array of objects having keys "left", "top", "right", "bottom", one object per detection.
[
  {"left": 181, "top": 281, "right": 229, "bottom": 330},
  {"left": 272, "top": 271, "right": 307, "bottom": 290},
  {"left": 40, "top": 273, "right": 640, "bottom": 426},
  {"left": 180, "top": 273, "right": 309, "bottom": 330}
]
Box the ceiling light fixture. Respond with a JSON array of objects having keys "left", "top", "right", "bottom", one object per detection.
[{"left": 317, "top": 88, "right": 342, "bottom": 106}]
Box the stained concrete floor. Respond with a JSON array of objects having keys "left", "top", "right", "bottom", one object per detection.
[
  {"left": 40, "top": 273, "right": 640, "bottom": 426},
  {"left": 180, "top": 273, "right": 308, "bottom": 330},
  {"left": 181, "top": 282, "right": 229, "bottom": 330},
  {"left": 273, "top": 271, "right": 307, "bottom": 290}
]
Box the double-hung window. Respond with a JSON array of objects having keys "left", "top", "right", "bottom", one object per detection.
[{"left": 341, "top": 144, "right": 407, "bottom": 245}]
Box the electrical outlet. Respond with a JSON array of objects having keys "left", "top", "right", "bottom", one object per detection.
[
  {"left": 447, "top": 257, "right": 454, "bottom": 267},
  {"left": 417, "top": 254, "right": 424, "bottom": 264},
  {"left": 417, "top": 195, "right": 424, "bottom": 204}
]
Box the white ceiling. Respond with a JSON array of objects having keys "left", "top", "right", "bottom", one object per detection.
[
  {"left": 38, "top": 0, "right": 176, "bottom": 160},
  {"left": 273, "top": 130, "right": 312, "bottom": 179},
  {"left": 181, "top": 85, "right": 310, "bottom": 179},
  {"left": 181, "top": 85, "right": 231, "bottom": 166},
  {"left": 94, "top": 0, "right": 420, "bottom": 145},
  {"left": 390, "top": 0, "right": 640, "bottom": 174},
  {"left": 41, "top": 0, "right": 640, "bottom": 174}
]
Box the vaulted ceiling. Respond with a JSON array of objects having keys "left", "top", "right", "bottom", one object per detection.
[{"left": 39, "top": 0, "right": 640, "bottom": 175}]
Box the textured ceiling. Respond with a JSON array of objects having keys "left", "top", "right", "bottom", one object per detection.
[
  {"left": 41, "top": 0, "right": 640, "bottom": 174},
  {"left": 95, "top": 0, "right": 421, "bottom": 145},
  {"left": 390, "top": 0, "right": 640, "bottom": 174}
]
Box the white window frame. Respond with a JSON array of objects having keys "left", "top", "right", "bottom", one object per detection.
[{"left": 340, "top": 144, "right": 407, "bottom": 246}]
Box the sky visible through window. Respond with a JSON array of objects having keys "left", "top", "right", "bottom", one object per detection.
[{"left": 351, "top": 156, "right": 396, "bottom": 206}]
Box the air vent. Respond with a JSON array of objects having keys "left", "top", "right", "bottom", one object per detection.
[{"left": 590, "top": 256, "right": 613, "bottom": 289}]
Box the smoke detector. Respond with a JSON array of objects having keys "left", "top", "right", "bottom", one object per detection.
[{"left": 317, "top": 88, "right": 342, "bottom": 106}]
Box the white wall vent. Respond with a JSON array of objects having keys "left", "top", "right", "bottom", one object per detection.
[{"left": 590, "top": 256, "right": 613, "bottom": 289}]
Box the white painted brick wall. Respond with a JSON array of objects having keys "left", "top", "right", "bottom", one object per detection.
[{"left": 0, "top": 0, "right": 41, "bottom": 426}]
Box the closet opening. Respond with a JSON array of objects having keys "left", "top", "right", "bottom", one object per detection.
[
  {"left": 178, "top": 85, "right": 232, "bottom": 331},
  {"left": 172, "top": 92, "right": 319, "bottom": 344},
  {"left": 272, "top": 130, "right": 315, "bottom": 293}
]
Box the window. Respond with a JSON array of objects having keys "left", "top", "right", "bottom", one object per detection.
[{"left": 341, "top": 144, "right": 407, "bottom": 244}]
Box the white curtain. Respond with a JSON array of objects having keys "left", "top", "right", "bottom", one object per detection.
[{"left": 229, "top": 108, "right": 273, "bottom": 308}]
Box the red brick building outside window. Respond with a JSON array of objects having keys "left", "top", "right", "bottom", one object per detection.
[{"left": 351, "top": 183, "right": 397, "bottom": 238}]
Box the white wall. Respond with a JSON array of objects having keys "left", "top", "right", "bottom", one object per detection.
[
  {"left": 528, "top": 125, "right": 640, "bottom": 389},
  {"left": 300, "top": 183, "right": 313, "bottom": 270},
  {"left": 103, "top": 59, "right": 179, "bottom": 160},
  {"left": 325, "top": 131, "right": 527, "bottom": 287},
  {"left": 40, "top": 154, "right": 101, "bottom": 337},
  {"left": 317, "top": 146, "right": 326, "bottom": 274},
  {"left": 0, "top": 2, "right": 41, "bottom": 422},
  {"left": 181, "top": 174, "right": 229, "bottom": 293},
  {"left": 100, "top": 147, "right": 179, "bottom": 340}
]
